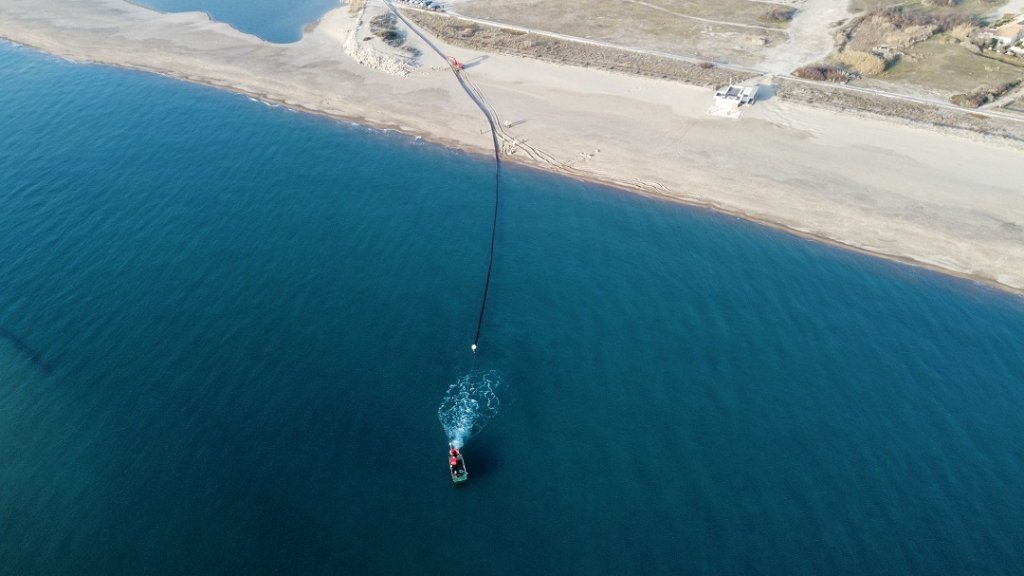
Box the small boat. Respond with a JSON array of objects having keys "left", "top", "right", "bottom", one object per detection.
[{"left": 448, "top": 445, "right": 468, "bottom": 484}]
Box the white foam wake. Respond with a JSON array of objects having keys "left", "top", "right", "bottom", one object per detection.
[{"left": 437, "top": 370, "right": 504, "bottom": 449}]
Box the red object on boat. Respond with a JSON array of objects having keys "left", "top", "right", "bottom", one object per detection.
[{"left": 449, "top": 444, "right": 468, "bottom": 484}]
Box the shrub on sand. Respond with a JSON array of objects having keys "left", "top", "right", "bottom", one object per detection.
[
  {"left": 836, "top": 50, "right": 887, "bottom": 76},
  {"left": 793, "top": 64, "right": 850, "bottom": 82},
  {"left": 950, "top": 81, "right": 1021, "bottom": 108},
  {"left": 761, "top": 7, "right": 797, "bottom": 23},
  {"left": 370, "top": 13, "right": 405, "bottom": 47}
]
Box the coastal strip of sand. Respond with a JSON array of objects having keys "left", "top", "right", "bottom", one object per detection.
[{"left": 1, "top": 0, "right": 1022, "bottom": 292}]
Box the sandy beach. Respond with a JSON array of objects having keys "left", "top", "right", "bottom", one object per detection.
[{"left": 1, "top": 0, "right": 1022, "bottom": 292}]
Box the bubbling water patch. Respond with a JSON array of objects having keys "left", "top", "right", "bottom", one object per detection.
[{"left": 437, "top": 370, "right": 504, "bottom": 449}]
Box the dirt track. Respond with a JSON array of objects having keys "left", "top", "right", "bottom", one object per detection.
[
  {"left": 404, "top": 10, "right": 758, "bottom": 87},
  {"left": 776, "top": 78, "right": 1024, "bottom": 143}
]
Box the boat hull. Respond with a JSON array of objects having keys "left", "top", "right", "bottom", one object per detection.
[{"left": 449, "top": 448, "right": 468, "bottom": 484}]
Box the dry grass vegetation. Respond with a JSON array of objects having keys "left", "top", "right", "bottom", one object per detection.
[
  {"left": 456, "top": 0, "right": 791, "bottom": 28},
  {"left": 370, "top": 12, "right": 405, "bottom": 47},
  {"left": 799, "top": 1, "right": 1024, "bottom": 108},
  {"left": 404, "top": 10, "right": 757, "bottom": 86},
  {"left": 950, "top": 79, "right": 1021, "bottom": 106},
  {"left": 849, "top": 0, "right": 1005, "bottom": 12},
  {"left": 814, "top": 6, "right": 968, "bottom": 77},
  {"left": 776, "top": 76, "right": 1024, "bottom": 141},
  {"left": 881, "top": 36, "right": 1023, "bottom": 93},
  {"left": 793, "top": 64, "right": 851, "bottom": 82},
  {"left": 445, "top": 0, "right": 788, "bottom": 66},
  {"left": 760, "top": 6, "right": 797, "bottom": 24},
  {"left": 839, "top": 6, "right": 977, "bottom": 55},
  {"left": 848, "top": 0, "right": 902, "bottom": 10},
  {"left": 836, "top": 49, "right": 888, "bottom": 75}
]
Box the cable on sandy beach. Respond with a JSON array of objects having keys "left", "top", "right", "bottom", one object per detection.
[{"left": 386, "top": 2, "right": 502, "bottom": 354}]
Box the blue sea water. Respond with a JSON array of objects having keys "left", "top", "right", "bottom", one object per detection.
[
  {"left": 2, "top": 41, "right": 1024, "bottom": 575},
  {"left": 135, "top": 0, "right": 340, "bottom": 43}
]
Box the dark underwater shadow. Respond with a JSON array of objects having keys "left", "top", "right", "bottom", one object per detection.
[
  {"left": 0, "top": 324, "right": 53, "bottom": 375},
  {"left": 464, "top": 434, "right": 503, "bottom": 480}
]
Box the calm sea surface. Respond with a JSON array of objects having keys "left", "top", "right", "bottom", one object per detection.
[
  {"left": 2, "top": 42, "right": 1024, "bottom": 575},
  {"left": 135, "top": 0, "right": 340, "bottom": 43}
]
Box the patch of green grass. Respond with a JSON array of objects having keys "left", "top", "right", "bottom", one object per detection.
[{"left": 881, "top": 35, "right": 1024, "bottom": 93}]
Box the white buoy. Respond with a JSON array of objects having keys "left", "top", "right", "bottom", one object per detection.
[{"left": 471, "top": 344, "right": 477, "bottom": 353}]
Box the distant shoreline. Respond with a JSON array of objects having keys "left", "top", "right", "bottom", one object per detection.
[{"left": 1, "top": 0, "right": 1022, "bottom": 294}]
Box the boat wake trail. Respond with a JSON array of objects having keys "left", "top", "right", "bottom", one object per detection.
[{"left": 438, "top": 370, "right": 505, "bottom": 449}]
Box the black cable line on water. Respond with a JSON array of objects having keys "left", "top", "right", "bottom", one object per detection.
[
  {"left": 387, "top": 3, "right": 502, "bottom": 354},
  {"left": 467, "top": 77, "right": 502, "bottom": 354}
]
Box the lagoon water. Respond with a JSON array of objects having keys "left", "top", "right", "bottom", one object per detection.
[
  {"left": 136, "top": 0, "right": 340, "bottom": 43},
  {"left": 3, "top": 42, "right": 1024, "bottom": 575}
]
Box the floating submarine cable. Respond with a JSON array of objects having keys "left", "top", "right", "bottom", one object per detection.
[
  {"left": 472, "top": 117, "right": 501, "bottom": 355},
  {"left": 386, "top": 2, "right": 502, "bottom": 354}
]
